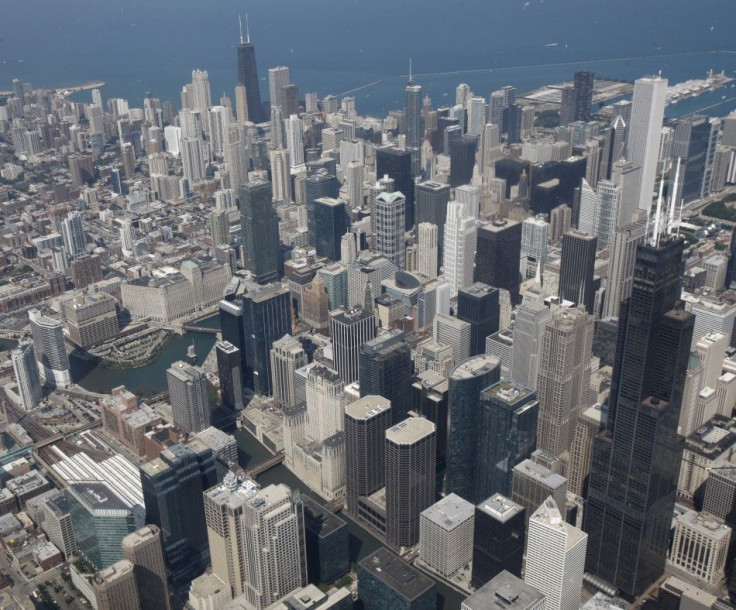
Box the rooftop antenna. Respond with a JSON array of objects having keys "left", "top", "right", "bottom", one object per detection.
[
  {"left": 409, "top": 57, "right": 413, "bottom": 84},
  {"left": 652, "top": 176, "right": 665, "bottom": 246},
  {"left": 667, "top": 157, "right": 681, "bottom": 235},
  {"left": 245, "top": 13, "right": 251, "bottom": 44},
  {"left": 239, "top": 15, "right": 244, "bottom": 44},
  {"left": 676, "top": 189, "right": 685, "bottom": 238}
]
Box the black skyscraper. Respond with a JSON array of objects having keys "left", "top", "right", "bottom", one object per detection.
[
  {"left": 573, "top": 71, "right": 595, "bottom": 122},
  {"left": 376, "top": 147, "right": 415, "bottom": 230},
  {"left": 450, "top": 134, "right": 479, "bottom": 188},
  {"left": 240, "top": 180, "right": 280, "bottom": 284},
  {"left": 559, "top": 230, "right": 597, "bottom": 314},
  {"left": 241, "top": 283, "right": 292, "bottom": 396},
  {"left": 471, "top": 494, "right": 526, "bottom": 589},
  {"left": 504, "top": 104, "right": 523, "bottom": 144},
  {"left": 359, "top": 330, "right": 412, "bottom": 424},
  {"left": 475, "top": 219, "right": 522, "bottom": 305},
  {"left": 457, "top": 283, "right": 500, "bottom": 357},
  {"left": 305, "top": 170, "right": 340, "bottom": 246},
  {"left": 219, "top": 299, "right": 247, "bottom": 379},
  {"left": 415, "top": 181, "right": 450, "bottom": 264},
  {"left": 216, "top": 341, "right": 243, "bottom": 411},
  {"left": 584, "top": 237, "right": 694, "bottom": 598},
  {"left": 237, "top": 31, "right": 265, "bottom": 124},
  {"left": 314, "top": 197, "right": 348, "bottom": 262},
  {"left": 140, "top": 442, "right": 218, "bottom": 583}
]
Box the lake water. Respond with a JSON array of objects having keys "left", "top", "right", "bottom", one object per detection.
[{"left": 2, "top": 0, "right": 736, "bottom": 118}]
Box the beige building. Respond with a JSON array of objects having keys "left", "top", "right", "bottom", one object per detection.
[
  {"left": 668, "top": 510, "right": 731, "bottom": 586},
  {"left": 419, "top": 493, "right": 474, "bottom": 578},
  {"left": 93, "top": 559, "right": 140, "bottom": 610},
  {"left": 62, "top": 291, "right": 119, "bottom": 348},
  {"left": 122, "top": 525, "right": 171, "bottom": 610}
]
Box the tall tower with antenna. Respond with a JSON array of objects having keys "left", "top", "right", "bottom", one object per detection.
[{"left": 237, "top": 14, "right": 265, "bottom": 123}]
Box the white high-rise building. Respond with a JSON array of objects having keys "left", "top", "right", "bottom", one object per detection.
[
  {"left": 305, "top": 365, "right": 346, "bottom": 444},
  {"left": 204, "top": 476, "right": 307, "bottom": 607},
  {"left": 374, "top": 191, "right": 406, "bottom": 269},
  {"left": 691, "top": 299, "right": 736, "bottom": 350},
  {"left": 223, "top": 125, "right": 248, "bottom": 193},
  {"left": 345, "top": 160, "right": 364, "bottom": 208},
  {"left": 418, "top": 223, "right": 439, "bottom": 279},
  {"left": 521, "top": 216, "right": 549, "bottom": 280},
  {"left": 578, "top": 179, "right": 598, "bottom": 236},
  {"left": 595, "top": 180, "right": 622, "bottom": 250},
  {"left": 419, "top": 494, "right": 475, "bottom": 579},
  {"left": 120, "top": 219, "right": 137, "bottom": 257},
  {"left": 525, "top": 497, "right": 587, "bottom": 610},
  {"left": 433, "top": 313, "right": 471, "bottom": 364},
  {"left": 455, "top": 185, "right": 481, "bottom": 219},
  {"left": 602, "top": 221, "right": 646, "bottom": 320},
  {"left": 268, "top": 66, "right": 290, "bottom": 110},
  {"left": 166, "top": 361, "right": 211, "bottom": 433},
  {"left": 443, "top": 201, "right": 476, "bottom": 297},
  {"left": 11, "top": 341, "right": 43, "bottom": 411},
  {"left": 626, "top": 75, "right": 668, "bottom": 212},
  {"left": 207, "top": 106, "right": 230, "bottom": 156},
  {"left": 667, "top": 509, "right": 731, "bottom": 586},
  {"left": 191, "top": 70, "right": 212, "bottom": 134},
  {"left": 284, "top": 114, "right": 305, "bottom": 168},
  {"left": 466, "top": 97, "right": 486, "bottom": 137},
  {"left": 269, "top": 149, "right": 292, "bottom": 203},
  {"left": 28, "top": 309, "right": 71, "bottom": 388},
  {"left": 511, "top": 288, "right": 552, "bottom": 391},
  {"left": 164, "top": 126, "right": 181, "bottom": 156},
  {"left": 270, "top": 335, "right": 308, "bottom": 409}
]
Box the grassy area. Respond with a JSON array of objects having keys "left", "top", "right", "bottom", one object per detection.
[{"left": 535, "top": 110, "right": 560, "bottom": 128}]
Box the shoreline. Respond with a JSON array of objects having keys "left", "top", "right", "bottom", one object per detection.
[{"left": 0, "top": 80, "right": 105, "bottom": 97}]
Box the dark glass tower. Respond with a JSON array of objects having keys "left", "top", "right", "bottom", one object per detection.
[
  {"left": 140, "top": 441, "right": 217, "bottom": 583},
  {"left": 405, "top": 77, "right": 423, "bottom": 177},
  {"left": 305, "top": 170, "right": 340, "bottom": 246},
  {"left": 215, "top": 340, "right": 243, "bottom": 411},
  {"left": 376, "top": 147, "right": 415, "bottom": 230},
  {"left": 218, "top": 299, "right": 247, "bottom": 380},
  {"left": 471, "top": 494, "right": 526, "bottom": 588},
  {"left": 446, "top": 355, "right": 501, "bottom": 501},
  {"left": 573, "top": 70, "right": 595, "bottom": 122},
  {"left": 314, "top": 197, "right": 348, "bottom": 262},
  {"left": 241, "top": 283, "right": 292, "bottom": 395},
  {"left": 359, "top": 329, "right": 412, "bottom": 424},
  {"left": 457, "top": 283, "right": 500, "bottom": 357},
  {"left": 415, "top": 181, "right": 451, "bottom": 261},
  {"left": 559, "top": 230, "right": 597, "bottom": 314},
  {"left": 449, "top": 134, "right": 479, "bottom": 188},
  {"left": 583, "top": 237, "right": 695, "bottom": 598},
  {"left": 475, "top": 382, "right": 538, "bottom": 501},
  {"left": 237, "top": 30, "right": 265, "bottom": 124},
  {"left": 475, "top": 219, "right": 522, "bottom": 305},
  {"left": 240, "top": 180, "right": 280, "bottom": 284}
]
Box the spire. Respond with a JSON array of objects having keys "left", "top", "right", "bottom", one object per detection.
[
  {"left": 667, "top": 157, "right": 681, "bottom": 236},
  {"left": 239, "top": 15, "right": 244, "bottom": 44},
  {"left": 408, "top": 57, "right": 413, "bottom": 85},
  {"left": 245, "top": 13, "right": 251, "bottom": 44},
  {"left": 651, "top": 176, "right": 665, "bottom": 247}
]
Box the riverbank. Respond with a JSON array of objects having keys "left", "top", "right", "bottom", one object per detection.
[{"left": 92, "top": 328, "right": 174, "bottom": 370}]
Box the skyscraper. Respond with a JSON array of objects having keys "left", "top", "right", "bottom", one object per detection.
[
  {"left": 443, "top": 201, "right": 476, "bottom": 297},
  {"left": 536, "top": 307, "right": 594, "bottom": 460},
  {"left": 450, "top": 134, "right": 479, "bottom": 188},
  {"left": 305, "top": 364, "right": 346, "bottom": 443},
  {"left": 510, "top": 289, "right": 552, "bottom": 391},
  {"left": 219, "top": 299, "right": 247, "bottom": 378},
  {"left": 415, "top": 181, "right": 451, "bottom": 261},
  {"left": 374, "top": 191, "right": 406, "bottom": 269},
  {"left": 476, "top": 382, "right": 539, "bottom": 501},
  {"left": 573, "top": 71, "right": 594, "bottom": 122},
  {"left": 93, "top": 560, "right": 140, "bottom": 610},
  {"left": 140, "top": 440, "right": 217, "bottom": 582},
  {"left": 330, "top": 306, "right": 376, "bottom": 384},
  {"left": 385, "top": 417, "right": 437, "bottom": 548},
  {"left": 405, "top": 74, "right": 423, "bottom": 176},
  {"left": 284, "top": 113, "right": 305, "bottom": 168},
  {"left": 359, "top": 330, "right": 412, "bottom": 424},
  {"left": 471, "top": 494, "right": 526, "bottom": 588},
  {"left": 61, "top": 211, "right": 86, "bottom": 258},
  {"left": 166, "top": 361, "right": 210, "bottom": 433},
  {"left": 314, "top": 197, "right": 348, "bottom": 262},
  {"left": 584, "top": 237, "right": 694, "bottom": 597},
  {"left": 305, "top": 170, "right": 340, "bottom": 246},
  {"left": 11, "top": 341, "right": 42, "bottom": 411},
  {"left": 457, "top": 283, "right": 500, "bottom": 357},
  {"left": 602, "top": 221, "right": 646, "bottom": 320},
  {"left": 520, "top": 216, "right": 549, "bottom": 280},
  {"left": 559, "top": 230, "right": 597, "bottom": 315},
  {"left": 376, "top": 147, "right": 415, "bottom": 230},
  {"left": 268, "top": 66, "right": 290, "bottom": 110},
  {"left": 627, "top": 75, "right": 668, "bottom": 212},
  {"left": 344, "top": 395, "right": 392, "bottom": 517},
  {"left": 475, "top": 219, "right": 522, "bottom": 305},
  {"left": 240, "top": 180, "right": 280, "bottom": 284},
  {"left": 204, "top": 477, "right": 307, "bottom": 607},
  {"left": 525, "top": 498, "right": 587, "bottom": 610},
  {"left": 270, "top": 334, "right": 308, "bottom": 409},
  {"left": 417, "top": 222, "right": 439, "bottom": 278},
  {"left": 237, "top": 21, "right": 265, "bottom": 124},
  {"left": 241, "top": 283, "right": 292, "bottom": 396},
  {"left": 28, "top": 308, "right": 71, "bottom": 388},
  {"left": 216, "top": 341, "right": 243, "bottom": 412},
  {"left": 122, "top": 525, "right": 172, "bottom": 610},
  {"left": 446, "top": 355, "right": 501, "bottom": 501}
]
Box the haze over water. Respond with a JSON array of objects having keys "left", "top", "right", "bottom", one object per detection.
[{"left": 3, "top": 0, "right": 736, "bottom": 117}]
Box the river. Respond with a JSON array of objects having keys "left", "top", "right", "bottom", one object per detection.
[{"left": 75, "top": 316, "right": 465, "bottom": 609}]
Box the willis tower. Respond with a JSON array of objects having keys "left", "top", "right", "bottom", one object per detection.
[
  {"left": 237, "top": 16, "right": 265, "bottom": 124},
  {"left": 583, "top": 236, "right": 693, "bottom": 599}
]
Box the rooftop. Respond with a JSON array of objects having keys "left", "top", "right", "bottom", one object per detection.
[
  {"left": 462, "top": 570, "right": 545, "bottom": 610},
  {"left": 386, "top": 417, "right": 435, "bottom": 445},
  {"left": 530, "top": 497, "right": 587, "bottom": 551},
  {"left": 302, "top": 495, "right": 347, "bottom": 538},
  {"left": 450, "top": 354, "right": 501, "bottom": 381},
  {"left": 421, "top": 493, "right": 475, "bottom": 531},
  {"left": 345, "top": 395, "right": 392, "bottom": 421},
  {"left": 68, "top": 481, "right": 130, "bottom": 513},
  {"left": 359, "top": 547, "right": 435, "bottom": 601},
  {"left": 483, "top": 381, "right": 534, "bottom": 406},
  {"left": 477, "top": 493, "right": 525, "bottom": 523},
  {"left": 513, "top": 460, "right": 567, "bottom": 489},
  {"left": 675, "top": 509, "right": 732, "bottom": 541}
]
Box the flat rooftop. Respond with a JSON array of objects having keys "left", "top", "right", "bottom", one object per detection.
[
  {"left": 477, "top": 493, "right": 525, "bottom": 523},
  {"left": 421, "top": 493, "right": 474, "bottom": 531},
  {"left": 302, "top": 495, "right": 347, "bottom": 538},
  {"left": 463, "top": 570, "right": 545, "bottom": 610},
  {"left": 386, "top": 417, "right": 435, "bottom": 445},
  {"left": 345, "top": 395, "right": 391, "bottom": 421},
  {"left": 359, "top": 547, "right": 435, "bottom": 601}
]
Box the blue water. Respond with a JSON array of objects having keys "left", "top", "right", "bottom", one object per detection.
[{"left": 2, "top": 0, "right": 736, "bottom": 117}]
